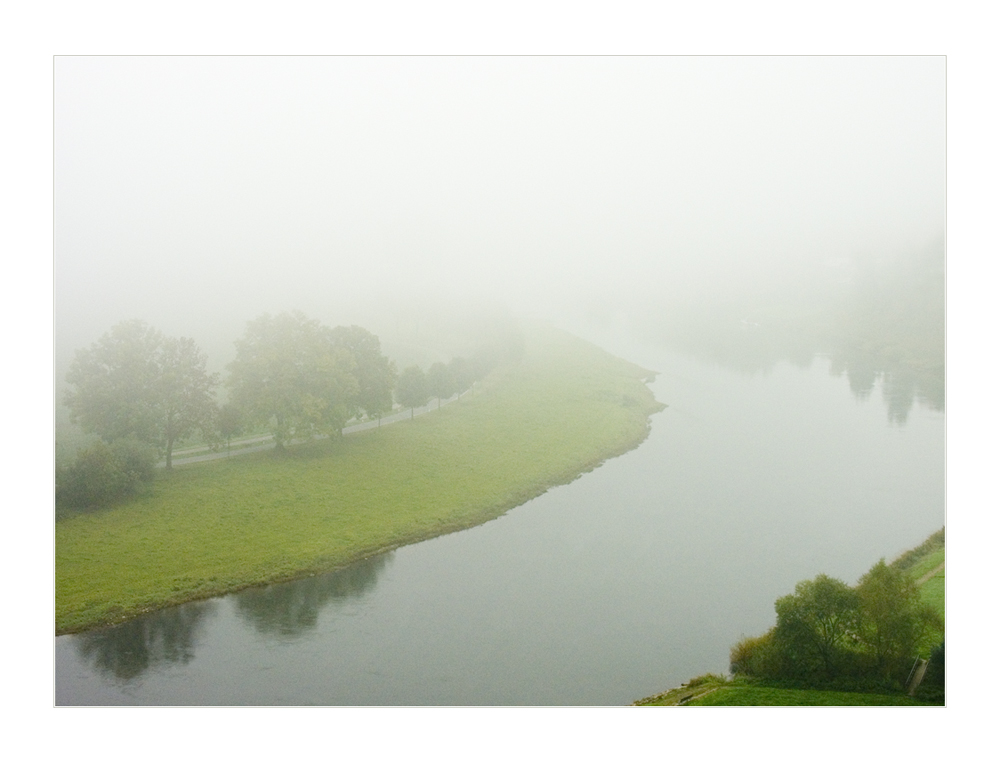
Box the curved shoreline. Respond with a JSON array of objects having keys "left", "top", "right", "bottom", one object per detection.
[{"left": 57, "top": 326, "right": 665, "bottom": 635}]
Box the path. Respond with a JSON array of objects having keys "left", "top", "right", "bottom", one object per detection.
[
  {"left": 160, "top": 390, "right": 469, "bottom": 467},
  {"left": 915, "top": 560, "right": 945, "bottom": 586}
]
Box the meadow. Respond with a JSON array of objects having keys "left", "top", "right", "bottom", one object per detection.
[{"left": 56, "top": 325, "right": 664, "bottom": 634}]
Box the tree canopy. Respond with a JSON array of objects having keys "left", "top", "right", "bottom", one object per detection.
[
  {"left": 64, "top": 320, "right": 219, "bottom": 469},
  {"left": 226, "top": 312, "right": 359, "bottom": 448},
  {"left": 426, "top": 361, "right": 455, "bottom": 407},
  {"left": 395, "top": 365, "right": 429, "bottom": 418},
  {"left": 329, "top": 325, "right": 397, "bottom": 423},
  {"left": 731, "top": 556, "right": 943, "bottom": 687}
]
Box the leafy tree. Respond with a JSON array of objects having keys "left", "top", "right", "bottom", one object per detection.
[
  {"left": 56, "top": 438, "right": 156, "bottom": 511},
  {"left": 65, "top": 320, "right": 165, "bottom": 445},
  {"left": 329, "top": 325, "right": 397, "bottom": 425},
  {"left": 426, "top": 361, "right": 455, "bottom": 408},
  {"left": 215, "top": 403, "right": 245, "bottom": 456},
  {"left": 158, "top": 336, "right": 219, "bottom": 469},
  {"left": 396, "top": 365, "right": 429, "bottom": 419},
  {"left": 64, "top": 320, "right": 219, "bottom": 469},
  {"left": 447, "top": 356, "right": 473, "bottom": 398},
  {"left": 226, "top": 312, "right": 358, "bottom": 449},
  {"left": 855, "top": 559, "right": 942, "bottom": 681},
  {"left": 773, "top": 574, "right": 861, "bottom": 680}
]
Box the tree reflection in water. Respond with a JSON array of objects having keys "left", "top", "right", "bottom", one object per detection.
[
  {"left": 74, "top": 600, "right": 217, "bottom": 682},
  {"left": 235, "top": 552, "right": 392, "bottom": 638},
  {"left": 635, "top": 241, "right": 944, "bottom": 425}
]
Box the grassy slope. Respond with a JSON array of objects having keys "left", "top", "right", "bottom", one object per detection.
[
  {"left": 56, "top": 324, "right": 664, "bottom": 634},
  {"left": 635, "top": 532, "right": 945, "bottom": 706}
]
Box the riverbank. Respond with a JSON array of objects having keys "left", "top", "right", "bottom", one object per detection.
[
  {"left": 633, "top": 530, "right": 945, "bottom": 706},
  {"left": 56, "top": 324, "right": 665, "bottom": 635}
]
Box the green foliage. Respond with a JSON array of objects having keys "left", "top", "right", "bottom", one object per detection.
[
  {"left": 855, "top": 559, "right": 942, "bottom": 682},
  {"left": 329, "top": 325, "right": 397, "bottom": 421},
  {"left": 65, "top": 320, "right": 166, "bottom": 445},
  {"left": 64, "top": 320, "right": 219, "bottom": 469},
  {"left": 731, "top": 533, "right": 946, "bottom": 689},
  {"left": 395, "top": 365, "right": 429, "bottom": 414},
  {"left": 56, "top": 325, "right": 663, "bottom": 634},
  {"left": 214, "top": 403, "right": 245, "bottom": 451},
  {"left": 915, "top": 641, "right": 944, "bottom": 703},
  {"left": 730, "top": 629, "right": 783, "bottom": 679},
  {"left": 56, "top": 438, "right": 156, "bottom": 511},
  {"left": 891, "top": 528, "right": 944, "bottom": 573},
  {"left": 226, "top": 312, "right": 358, "bottom": 447},
  {"left": 447, "top": 356, "right": 476, "bottom": 394},
  {"left": 427, "top": 361, "right": 455, "bottom": 405},
  {"left": 685, "top": 673, "right": 728, "bottom": 688},
  {"left": 773, "top": 574, "right": 861, "bottom": 681},
  {"left": 157, "top": 336, "right": 220, "bottom": 468}
]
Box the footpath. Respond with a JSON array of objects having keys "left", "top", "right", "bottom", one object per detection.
[{"left": 160, "top": 391, "right": 467, "bottom": 468}]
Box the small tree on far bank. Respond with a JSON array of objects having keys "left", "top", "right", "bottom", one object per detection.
[
  {"left": 427, "top": 361, "right": 455, "bottom": 408},
  {"left": 215, "top": 403, "right": 245, "bottom": 456},
  {"left": 396, "top": 365, "right": 429, "bottom": 419}
]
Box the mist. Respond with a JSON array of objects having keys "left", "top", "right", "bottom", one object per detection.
[{"left": 55, "top": 55, "right": 944, "bottom": 377}]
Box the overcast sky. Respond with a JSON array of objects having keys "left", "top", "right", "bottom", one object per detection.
[{"left": 55, "top": 55, "right": 944, "bottom": 359}]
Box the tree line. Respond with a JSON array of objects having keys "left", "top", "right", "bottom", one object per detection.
[
  {"left": 729, "top": 534, "right": 944, "bottom": 695},
  {"left": 57, "top": 311, "right": 508, "bottom": 511}
]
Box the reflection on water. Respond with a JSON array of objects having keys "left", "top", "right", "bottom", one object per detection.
[
  {"left": 632, "top": 242, "right": 944, "bottom": 424},
  {"left": 74, "top": 600, "right": 217, "bottom": 682},
  {"left": 235, "top": 553, "right": 392, "bottom": 638}
]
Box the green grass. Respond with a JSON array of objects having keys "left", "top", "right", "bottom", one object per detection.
[
  {"left": 635, "top": 531, "right": 946, "bottom": 707},
  {"left": 688, "top": 684, "right": 929, "bottom": 706},
  {"left": 56, "top": 324, "right": 664, "bottom": 634},
  {"left": 635, "top": 676, "right": 934, "bottom": 706}
]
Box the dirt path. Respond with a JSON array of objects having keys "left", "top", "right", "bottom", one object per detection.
[{"left": 915, "top": 560, "right": 945, "bottom": 585}]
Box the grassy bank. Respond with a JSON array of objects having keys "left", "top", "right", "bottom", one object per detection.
[
  {"left": 56, "top": 325, "right": 664, "bottom": 634},
  {"left": 635, "top": 532, "right": 945, "bottom": 707}
]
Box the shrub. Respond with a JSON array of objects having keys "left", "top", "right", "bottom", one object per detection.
[
  {"left": 730, "top": 629, "right": 784, "bottom": 679},
  {"left": 56, "top": 438, "right": 156, "bottom": 511}
]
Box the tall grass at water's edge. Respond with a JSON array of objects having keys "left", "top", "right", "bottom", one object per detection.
[{"left": 56, "top": 326, "right": 665, "bottom": 634}]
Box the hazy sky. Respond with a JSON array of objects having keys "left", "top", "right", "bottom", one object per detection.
[{"left": 55, "top": 55, "right": 944, "bottom": 360}]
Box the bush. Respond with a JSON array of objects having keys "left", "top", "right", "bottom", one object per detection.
[
  {"left": 730, "top": 629, "right": 784, "bottom": 679},
  {"left": 915, "top": 641, "right": 944, "bottom": 703},
  {"left": 56, "top": 438, "right": 156, "bottom": 511}
]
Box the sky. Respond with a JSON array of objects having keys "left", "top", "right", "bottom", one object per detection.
[{"left": 55, "top": 55, "right": 945, "bottom": 366}]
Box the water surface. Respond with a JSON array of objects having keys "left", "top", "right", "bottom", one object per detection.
[{"left": 56, "top": 337, "right": 944, "bottom": 705}]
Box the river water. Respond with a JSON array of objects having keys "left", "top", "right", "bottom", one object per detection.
[{"left": 55, "top": 329, "right": 945, "bottom": 705}]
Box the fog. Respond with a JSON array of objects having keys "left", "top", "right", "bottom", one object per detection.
[{"left": 55, "top": 55, "right": 944, "bottom": 376}]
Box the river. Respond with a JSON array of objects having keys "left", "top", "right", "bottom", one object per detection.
[{"left": 55, "top": 327, "right": 945, "bottom": 705}]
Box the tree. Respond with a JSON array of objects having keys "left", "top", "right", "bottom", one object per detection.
[
  {"left": 426, "top": 361, "right": 455, "bottom": 408},
  {"left": 226, "top": 312, "right": 358, "bottom": 449},
  {"left": 64, "top": 320, "right": 219, "bottom": 469},
  {"left": 65, "top": 320, "right": 165, "bottom": 445},
  {"left": 215, "top": 403, "right": 245, "bottom": 456},
  {"left": 329, "top": 325, "right": 397, "bottom": 425},
  {"left": 395, "top": 365, "right": 429, "bottom": 419},
  {"left": 773, "top": 574, "right": 861, "bottom": 680},
  {"left": 447, "top": 356, "right": 473, "bottom": 398},
  {"left": 158, "top": 336, "right": 219, "bottom": 469},
  {"left": 855, "top": 559, "right": 942, "bottom": 681}
]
